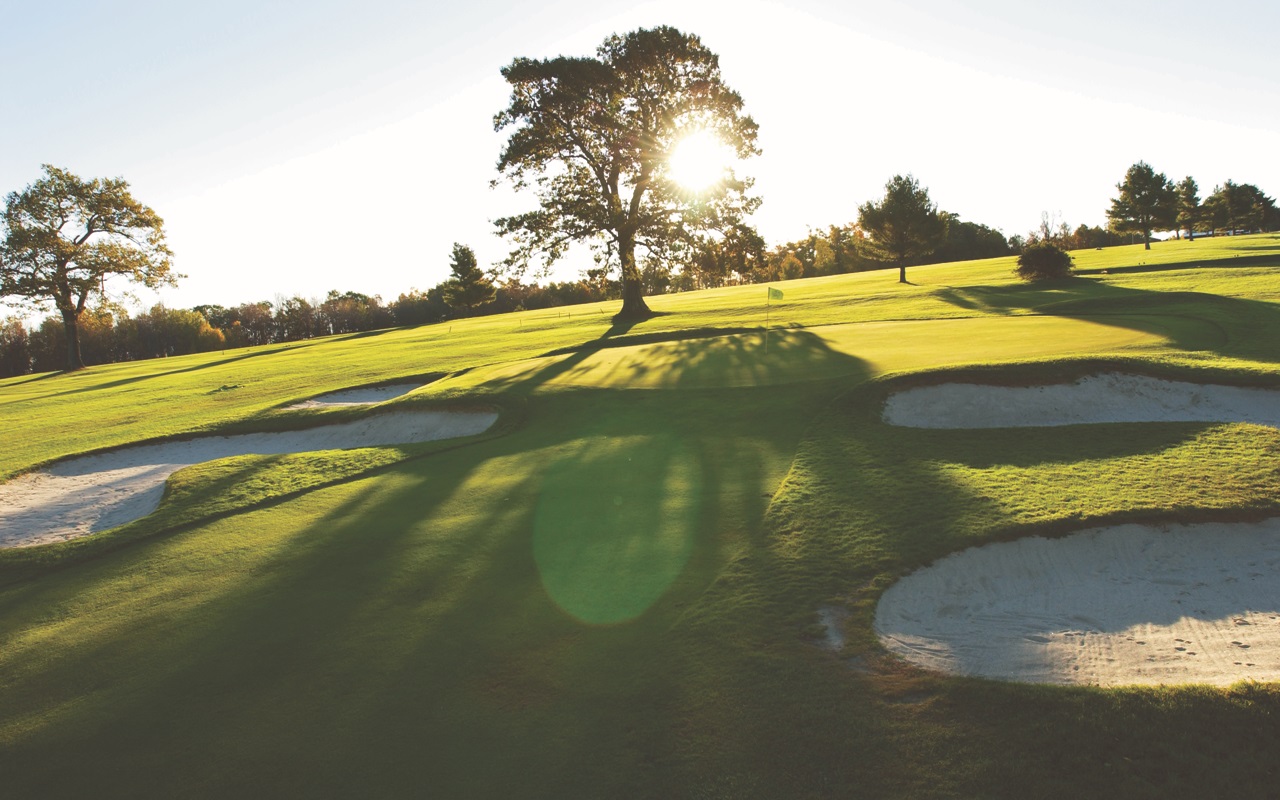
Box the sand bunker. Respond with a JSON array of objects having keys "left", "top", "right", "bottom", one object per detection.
[
  {"left": 875, "top": 519, "right": 1280, "bottom": 686},
  {"left": 0, "top": 410, "right": 497, "bottom": 548},
  {"left": 884, "top": 373, "right": 1280, "bottom": 429},
  {"left": 870, "top": 372, "right": 1280, "bottom": 685},
  {"left": 286, "top": 382, "right": 425, "bottom": 409}
]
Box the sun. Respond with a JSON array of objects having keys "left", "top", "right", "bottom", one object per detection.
[{"left": 666, "top": 129, "right": 734, "bottom": 192}]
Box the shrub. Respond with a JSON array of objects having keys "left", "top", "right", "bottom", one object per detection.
[{"left": 1014, "top": 241, "right": 1074, "bottom": 281}]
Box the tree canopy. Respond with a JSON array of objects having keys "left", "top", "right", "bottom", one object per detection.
[
  {"left": 0, "top": 165, "right": 176, "bottom": 369},
  {"left": 1106, "top": 161, "right": 1177, "bottom": 250},
  {"left": 856, "top": 174, "right": 948, "bottom": 283},
  {"left": 1014, "top": 241, "right": 1074, "bottom": 282},
  {"left": 442, "top": 243, "right": 496, "bottom": 315},
  {"left": 493, "top": 26, "right": 760, "bottom": 320},
  {"left": 1175, "top": 176, "right": 1201, "bottom": 241},
  {"left": 1202, "top": 181, "right": 1278, "bottom": 235}
]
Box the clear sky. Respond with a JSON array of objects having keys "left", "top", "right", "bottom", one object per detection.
[{"left": 2, "top": 0, "right": 1277, "bottom": 313}]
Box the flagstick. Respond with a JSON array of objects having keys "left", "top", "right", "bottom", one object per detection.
[{"left": 765, "top": 288, "right": 770, "bottom": 355}]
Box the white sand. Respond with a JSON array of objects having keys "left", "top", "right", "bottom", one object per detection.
[
  {"left": 0, "top": 410, "right": 497, "bottom": 548},
  {"left": 883, "top": 373, "right": 1280, "bottom": 429},
  {"left": 875, "top": 520, "right": 1280, "bottom": 686},
  {"left": 871, "top": 372, "right": 1280, "bottom": 685},
  {"left": 285, "top": 382, "right": 424, "bottom": 409}
]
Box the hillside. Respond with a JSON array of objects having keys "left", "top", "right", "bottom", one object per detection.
[{"left": 2, "top": 234, "right": 1280, "bottom": 798}]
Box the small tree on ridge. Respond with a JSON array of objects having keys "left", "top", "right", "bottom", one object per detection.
[
  {"left": 442, "top": 243, "right": 495, "bottom": 316},
  {"left": 857, "top": 174, "right": 948, "bottom": 283},
  {"left": 1107, "top": 161, "right": 1177, "bottom": 250}
]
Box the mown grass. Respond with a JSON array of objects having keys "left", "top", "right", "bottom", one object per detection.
[{"left": 1, "top": 233, "right": 1279, "bottom": 798}]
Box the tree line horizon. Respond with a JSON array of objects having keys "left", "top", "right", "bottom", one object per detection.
[{"left": 2, "top": 26, "right": 1277, "bottom": 376}]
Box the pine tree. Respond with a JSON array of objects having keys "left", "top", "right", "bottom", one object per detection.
[
  {"left": 857, "top": 174, "right": 948, "bottom": 283},
  {"left": 1106, "top": 162, "right": 1177, "bottom": 250},
  {"left": 442, "top": 243, "right": 495, "bottom": 315},
  {"left": 1175, "top": 176, "right": 1200, "bottom": 241}
]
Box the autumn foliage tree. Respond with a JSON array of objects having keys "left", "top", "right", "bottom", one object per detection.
[
  {"left": 0, "top": 165, "right": 177, "bottom": 369},
  {"left": 493, "top": 26, "right": 760, "bottom": 320}
]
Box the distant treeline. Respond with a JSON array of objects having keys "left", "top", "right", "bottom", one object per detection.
[
  {"left": 0, "top": 280, "right": 617, "bottom": 377},
  {"left": 2, "top": 179, "right": 1275, "bottom": 378}
]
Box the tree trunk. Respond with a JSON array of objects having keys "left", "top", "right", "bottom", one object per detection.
[
  {"left": 61, "top": 311, "right": 85, "bottom": 371},
  {"left": 1143, "top": 229, "right": 1151, "bottom": 250},
  {"left": 615, "top": 233, "right": 651, "bottom": 320},
  {"left": 898, "top": 262, "right": 907, "bottom": 283}
]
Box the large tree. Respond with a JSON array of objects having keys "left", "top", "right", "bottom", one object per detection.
[
  {"left": 1, "top": 165, "right": 176, "bottom": 370},
  {"left": 493, "top": 26, "right": 760, "bottom": 320},
  {"left": 442, "top": 243, "right": 496, "bottom": 315},
  {"left": 1106, "top": 161, "right": 1177, "bottom": 250},
  {"left": 857, "top": 174, "right": 948, "bottom": 283}
]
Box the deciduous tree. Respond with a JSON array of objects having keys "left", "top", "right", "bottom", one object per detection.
[
  {"left": 1106, "top": 161, "right": 1177, "bottom": 250},
  {"left": 493, "top": 26, "right": 760, "bottom": 320},
  {"left": 1014, "top": 241, "right": 1073, "bottom": 281},
  {"left": 0, "top": 165, "right": 177, "bottom": 369},
  {"left": 857, "top": 174, "right": 948, "bottom": 283},
  {"left": 0, "top": 316, "right": 30, "bottom": 377}
]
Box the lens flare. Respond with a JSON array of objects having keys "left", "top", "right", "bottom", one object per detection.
[{"left": 666, "top": 129, "right": 733, "bottom": 192}]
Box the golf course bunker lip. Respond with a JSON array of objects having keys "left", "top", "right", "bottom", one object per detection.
[
  {"left": 874, "top": 519, "right": 1280, "bottom": 686},
  {"left": 0, "top": 409, "right": 498, "bottom": 549},
  {"left": 286, "top": 382, "right": 428, "bottom": 409},
  {"left": 883, "top": 373, "right": 1280, "bottom": 429}
]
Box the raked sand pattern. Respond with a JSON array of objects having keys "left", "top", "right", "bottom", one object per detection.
[
  {"left": 873, "top": 373, "right": 1280, "bottom": 685},
  {"left": 0, "top": 410, "right": 497, "bottom": 548}
]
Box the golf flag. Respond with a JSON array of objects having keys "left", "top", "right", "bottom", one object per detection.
[{"left": 767, "top": 287, "right": 784, "bottom": 301}]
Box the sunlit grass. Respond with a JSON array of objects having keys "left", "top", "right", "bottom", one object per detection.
[{"left": 1, "top": 233, "right": 1279, "bottom": 796}]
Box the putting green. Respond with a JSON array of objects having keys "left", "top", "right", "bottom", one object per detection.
[{"left": 459, "top": 314, "right": 1172, "bottom": 391}]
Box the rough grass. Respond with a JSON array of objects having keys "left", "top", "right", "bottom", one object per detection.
[{"left": 1, "top": 233, "right": 1280, "bottom": 798}]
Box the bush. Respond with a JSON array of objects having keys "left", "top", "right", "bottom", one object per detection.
[{"left": 1014, "top": 241, "right": 1074, "bottom": 281}]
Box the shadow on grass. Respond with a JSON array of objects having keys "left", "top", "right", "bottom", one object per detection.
[
  {"left": 932, "top": 276, "right": 1280, "bottom": 363},
  {"left": 502, "top": 325, "right": 866, "bottom": 394},
  {"left": 1073, "top": 251, "right": 1280, "bottom": 276},
  {"left": 686, "top": 368, "right": 1280, "bottom": 797},
  {"left": 0, "top": 349, "right": 865, "bottom": 796},
  {"left": 25, "top": 344, "right": 322, "bottom": 402}
]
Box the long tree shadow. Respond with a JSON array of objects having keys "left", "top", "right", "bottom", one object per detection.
[
  {"left": 508, "top": 322, "right": 867, "bottom": 394},
  {"left": 701, "top": 371, "right": 1280, "bottom": 797},
  {"left": 17, "top": 343, "right": 322, "bottom": 403},
  {"left": 0, "top": 350, "right": 866, "bottom": 795},
  {"left": 932, "top": 275, "right": 1280, "bottom": 363},
  {"left": 1073, "top": 251, "right": 1280, "bottom": 276}
]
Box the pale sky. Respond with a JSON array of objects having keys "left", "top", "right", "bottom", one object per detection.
[{"left": 2, "top": 0, "right": 1277, "bottom": 313}]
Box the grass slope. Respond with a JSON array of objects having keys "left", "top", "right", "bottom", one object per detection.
[{"left": 2, "top": 233, "right": 1280, "bottom": 798}]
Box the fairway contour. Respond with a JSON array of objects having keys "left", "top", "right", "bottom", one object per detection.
[
  {"left": 875, "top": 519, "right": 1280, "bottom": 686},
  {"left": 285, "top": 382, "right": 427, "bottom": 409},
  {"left": 0, "top": 410, "right": 497, "bottom": 548},
  {"left": 883, "top": 373, "right": 1280, "bottom": 429}
]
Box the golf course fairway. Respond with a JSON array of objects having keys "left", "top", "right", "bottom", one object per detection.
[{"left": 2, "top": 235, "right": 1280, "bottom": 798}]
